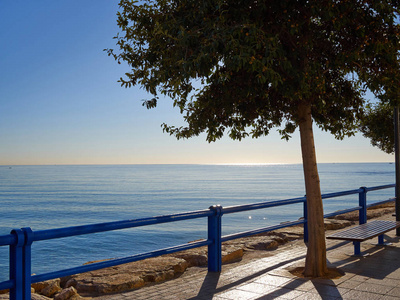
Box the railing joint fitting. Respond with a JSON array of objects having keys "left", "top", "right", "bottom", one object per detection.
[
  {"left": 21, "top": 227, "right": 34, "bottom": 246},
  {"left": 209, "top": 204, "right": 223, "bottom": 217}
]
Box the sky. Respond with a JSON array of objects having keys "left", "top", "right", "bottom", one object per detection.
[{"left": 0, "top": 1, "right": 395, "bottom": 165}]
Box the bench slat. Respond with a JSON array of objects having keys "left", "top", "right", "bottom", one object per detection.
[{"left": 327, "top": 220, "right": 400, "bottom": 242}]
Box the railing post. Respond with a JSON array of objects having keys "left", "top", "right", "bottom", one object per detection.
[
  {"left": 22, "top": 228, "right": 33, "bottom": 300},
  {"left": 9, "top": 229, "right": 25, "bottom": 300},
  {"left": 303, "top": 199, "right": 308, "bottom": 243},
  {"left": 359, "top": 187, "right": 367, "bottom": 224},
  {"left": 208, "top": 205, "right": 222, "bottom": 272}
]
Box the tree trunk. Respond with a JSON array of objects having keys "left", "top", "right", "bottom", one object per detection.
[{"left": 298, "top": 102, "right": 328, "bottom": 277}]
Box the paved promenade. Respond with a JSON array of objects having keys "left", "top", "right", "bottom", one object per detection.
[{"left": 95, "top": 214, "right": 400, "bottom": 299}]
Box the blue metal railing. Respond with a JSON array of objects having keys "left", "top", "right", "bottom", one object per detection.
[{"left": 0, "top": 184, "right": 395, "bottom": 299}]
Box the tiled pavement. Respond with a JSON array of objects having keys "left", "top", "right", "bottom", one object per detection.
[{"left": 94, "top": 214, "right": 400, "bottom": 299}]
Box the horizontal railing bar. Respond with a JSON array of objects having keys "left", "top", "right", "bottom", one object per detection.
[
  {"left": 366, "top": 197, "right": 395, "bottom": 209},
  {"left": 0, "top": 279, "right": 14, "bottom": 291},
  {"left": 221, "top": 220, "right": 305, "bottom": 242},
  {"left": 33, "top": 209, "right": 213, "bottom": 242},
  {"left": 0, "top": 234, "right": 16, "bottom": 246},
  {"left": 223, "top": 197, "right": 306, "bottom": 215},
  {"left": 323, "top": 206, "right": 361, "bottom": 219},
  {"left": 366, "top": 184, "right": 395, "bottom": 192},
  {"left": 31, "top": 239, "right": 211, "bottom": 283},
  {"left": 321, "top": 189, "right": 362, "bottom": 199}
]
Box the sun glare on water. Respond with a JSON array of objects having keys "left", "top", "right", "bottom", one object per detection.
[{"left": 209, "top": 163, "right": 292, "bottom": 166}]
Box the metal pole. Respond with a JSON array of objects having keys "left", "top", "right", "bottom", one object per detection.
[
  {"left": 9, "top": 229, "right": 25, "bottom": 300},
  {"left": 394, "top": 107, "right": 400, "bottom": 236},
  {"left": 207, "top": 205, "right": 222, "bottom": 272},
  {"left": 359, "top": 187, "right": 367, "bottom": 225}
]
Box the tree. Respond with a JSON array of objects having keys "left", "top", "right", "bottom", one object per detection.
[
  {"left": 360, "top": 102, "right": 395, "bottom": 154},
  {"left": 107, "top": 0, "right": 400, "bottom": 277}
]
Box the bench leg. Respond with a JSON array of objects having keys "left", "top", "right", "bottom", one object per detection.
[
  {"left": 353, "top": 241, "right": 361, "bottom": 256},
  {"left": 378, "top": 234, "right": 384, "bottom": 245}
]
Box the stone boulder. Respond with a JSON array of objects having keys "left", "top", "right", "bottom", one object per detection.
[
  {"left": 54, "top": 286, "right": 80, "bottom": 300},
  {"left": 169, "top": 243, "right": 244, "bottom": 267},
  {"left": 63, "top": 256, "right": 188, "bottom": 296},
  {"left": 32, "top": 294, "right": 53, "bottom": 300},
  {"left": 169, "top": 246, "right": 208, "bottom": 267},
  {"left": 324, "top": 219, "right": 354, "bottom": 230},
  {"left": 32, "top": 279, "right": 62, "bottom": 298},
  {"left": 221, "top": 245, "right": 244, "bottom": 263},
  {"left": 244, "top": 237, "right": 280, "bottom": 250},
  {"left": 328, "top": 202, "right": 395, "bottom": 221}
]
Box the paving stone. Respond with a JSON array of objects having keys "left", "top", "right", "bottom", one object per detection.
[
  {"left": 216, "top": 288, "right": 260, "bottom": 300},
  {"left": 349, "top": 274, "right": 370, "bottom": 282},
  {"left": 386, "top": 287, "right": 400, "bottom": 297},
  {"left": 381, "top": 296, "right": 400, "bottom": 300},
  {"left": 342, "top": 289, "right": 384, "bottom": 300},
  {"left": 266, "top": 287, "right": 305, "bottom": 299},
  {"left": 354, "top": 281, "right": 394, "bottom": 294},
  {"left": 281, "top": 279, "right": 315, "bottom": 292},
  {"left": 365, "top": 277, "right": 400, "bottom": 287},
  {"left": 254, "top": 274, "right": 293, "bottom": 287},
  {"left": 293, "top": 293, "right": 341, "bottom": 300},
  {"left": 236, "top": 282, "right": 278, "bottom": 294},
  {"left": 337, "top": 279, "right": 362, "bottom": 289},
  {"left": 308, "top": 284, "right": 350, "bottom": 298}
]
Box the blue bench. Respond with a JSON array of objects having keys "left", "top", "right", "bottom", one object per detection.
[{"left": 326, "top": 220, "right": 400, "bottom": 256}]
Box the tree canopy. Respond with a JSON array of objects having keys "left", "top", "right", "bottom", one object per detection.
[
  {"left": 107, "top": 0, "right": 400, "bottom": 142},
  {"left": 360, "top": 102, "right": 395, "bottom": 154}
]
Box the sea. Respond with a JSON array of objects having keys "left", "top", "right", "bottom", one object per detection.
[{"left": 0, "top": 163, "right": 395, "bottom": 282}]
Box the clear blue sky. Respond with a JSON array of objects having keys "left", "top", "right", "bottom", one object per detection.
[{"left": 0, "top": 1, "right": 394, "bottom": 165}]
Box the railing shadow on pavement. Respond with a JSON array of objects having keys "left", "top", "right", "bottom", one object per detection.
[{"left": 188, "top": 250, "right": 307, "bottom": 299}]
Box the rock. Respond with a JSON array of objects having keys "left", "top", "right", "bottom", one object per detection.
[
  {"left": 43, "top": 281, "right": 62, "bottom": 297},
  {"left": 367, "top": 207, "right": 395, "bottom": 218},
  {"left": 231, "top": 231, "right": 303, "bottom": 251},
  {"left": 32, "top": 281, "right": 47, "bottom": 293},
  {"left": 172, "top": 251, "right": 208, "bottom": 267},
  {"left": 369, "top": 201, "right": 395, "bottom": 209},
  {"left": 32, "top": 278, "right": 62, "bottom": 298},
  {"left": 54, "top": 287, "right": 78, "bottom": 300},
  {"left": 64, "top": 257, "right": 188, "bottom": 296},
  {"left": 0, "top": 292, "right": 58, "bottom": 300},
  {"left": 221, "top": 245, "right": 243, "bottom": 263},
  {"left": 328, "top": 204, "right": 395, "bottom": 221},
  {"left": 272, "top": 227, "right": 304, "bottom": 239},
  {"left": 31, "top": 294, "right": 53, "bottom": 300},
  {"left": 66, "top": 273, "right": 145, "bottom": 295},
  {"left": 245, "top": 238, "right": 279, "bottom": 250},
  {"left": 32, "top": 279, "right": 57, "bottom": 294},
  {"left": 324, "top": 219, "right": 354, "bottom": 230},
  {"left": 167, "top": 242, "right": 244, "bottom": 267},
  {"left": 68, "top": 296, "right": 89, "bottom": 300}
]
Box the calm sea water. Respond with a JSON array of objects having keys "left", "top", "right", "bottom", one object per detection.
[{"left": 0, "top": 163, "right": 395, "bottom": 281}]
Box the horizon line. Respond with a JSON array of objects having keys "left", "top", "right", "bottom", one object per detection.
[{"left": 0, "top": 161, "right": 394, "bottom": 167}]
